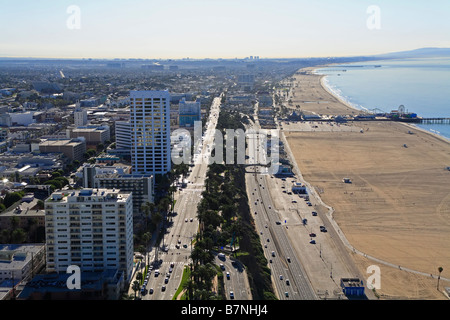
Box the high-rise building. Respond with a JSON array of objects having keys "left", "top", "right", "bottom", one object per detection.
[
  {"left": 74, "top": 102, "right": 88, "bottom": 127},
  {"left": 44, "top": 188, "right": 134, "bottom": 282},
  {"left": 130, "top": 90, "right": 171, "bottom": 175}
]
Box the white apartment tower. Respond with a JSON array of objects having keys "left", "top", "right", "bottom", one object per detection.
[
  {"left": 130, "top": 90, "right": 171, "bottom": 175},
  {"left": 74, "top": 102, "right": 88, "bottom": 127},
  {"left": 44, "top": 188, "right": 134, "bottom": 281}
]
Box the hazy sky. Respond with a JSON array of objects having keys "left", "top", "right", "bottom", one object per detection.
[{"left": 1, "top": 0, "right": 449, "bottom": 59}]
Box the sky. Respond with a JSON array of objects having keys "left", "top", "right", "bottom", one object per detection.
[{"left": 1, "top": 0, "right": 449, "bottom": 59}]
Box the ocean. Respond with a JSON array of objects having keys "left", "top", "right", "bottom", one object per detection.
[{"left": 315, "top": 57, "right": 450, "bottom": 140}]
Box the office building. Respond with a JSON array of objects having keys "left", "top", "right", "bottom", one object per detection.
[
  {"left": 178, "top": 98, "right": 201, "bottom": 127},
  {"left": 69, "top": 125, "right": 111, "bottom": 145},
  {"left": 130, "top": 90, "right": 171, "bottom": 175},
  {"left": 44, "top": 188, "right": 134, "bottom": 282},
  {"left": 39, "top": 138, "right": 86, "bottom": 162}
]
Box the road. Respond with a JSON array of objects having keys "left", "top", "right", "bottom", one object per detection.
[
  {"left": 215, "top": 253, "right": 252, "bottom": 300},
  {"left": 140, "top": 95, "right": 251, "bottom": 300},
  {"left": 245, "top": 114, "right": 316, "bottom": 300}
]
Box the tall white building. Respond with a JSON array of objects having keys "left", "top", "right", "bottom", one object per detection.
[
  {"left": 44, "top": 188, "right": 134, "bottom": 282},
  {"left": 74, "top": 102, "right": 88, "bottom": 127},
  {"left": 130, "top": 90, "right": 171, "bottom": 175}
]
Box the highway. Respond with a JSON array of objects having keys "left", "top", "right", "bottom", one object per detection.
[
  {"left": 140, "top": 95, "right": 251, "bottom": 300},
  {"left": 246, "top": 108, "right": 316, "bottom": 300}
]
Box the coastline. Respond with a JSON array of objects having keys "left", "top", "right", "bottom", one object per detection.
[
  {"left": 283, "top": 67, "right": 450, "bottom": 299},
  {"left": 313, "top": 64, "right": 450, "bottom": 142}
]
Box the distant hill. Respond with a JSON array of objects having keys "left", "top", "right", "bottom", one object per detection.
[{"left": 374, "top": 47, "right": 450, "bottom": 59}]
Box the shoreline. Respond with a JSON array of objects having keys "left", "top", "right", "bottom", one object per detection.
[{"left": 312, "top": 65, "right": 450, "bottom": 144}]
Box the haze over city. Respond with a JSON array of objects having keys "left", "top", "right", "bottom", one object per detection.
[{"left": 1, "top": 0, "right": 450, "bottom": 59}]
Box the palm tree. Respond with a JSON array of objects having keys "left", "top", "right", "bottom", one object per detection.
[
  {"left": 437, "top": 267, "right": 443, "bottom": 290},
  {"left": 131, "top": 280, "right": 140, "bottom": 298}
]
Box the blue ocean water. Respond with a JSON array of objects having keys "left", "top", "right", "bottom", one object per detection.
[{"left": 315, "top": 58, "right": 450, "bottom": 140}]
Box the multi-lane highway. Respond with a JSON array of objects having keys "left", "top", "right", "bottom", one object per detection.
[
  {"left": 247, "top": 168, "right": 316, "bottom": 300},
  {"left": 140, "top": 96, "right": 222, "bottom": 300},
  {"left": 246, "top": 108, "right": 316, "bottom": 300}
]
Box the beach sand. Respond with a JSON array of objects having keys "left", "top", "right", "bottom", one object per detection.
[{"left": 283, "top": 68, "right": 450, "bottom": 299}]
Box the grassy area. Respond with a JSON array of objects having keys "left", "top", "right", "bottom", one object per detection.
[{"left": 172, "top": 266, "right": 191, "bottom": 300}]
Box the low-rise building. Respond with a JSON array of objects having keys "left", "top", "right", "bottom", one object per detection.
[{"left": 39, "top": 138, "right": 86, "bottom": 162}]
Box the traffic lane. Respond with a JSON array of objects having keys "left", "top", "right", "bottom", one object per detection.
[
  {"left": 251, "top": 173, "right": 316, "bottom": 300},
  {"left": 216, "top": 254, "right": 249, "bottom": 300}
]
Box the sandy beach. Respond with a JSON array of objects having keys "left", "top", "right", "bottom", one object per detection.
[{"left": 283, "top": 68, "right": 450, "bottom": 299}]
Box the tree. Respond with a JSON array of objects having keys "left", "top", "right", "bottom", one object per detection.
[{"left": 131, "top": 280, "right": 140, "bottom": 298}]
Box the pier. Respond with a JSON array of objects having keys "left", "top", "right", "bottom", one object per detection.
[{"left": 419, "top": 118, "right": 450, "bottom": 124}]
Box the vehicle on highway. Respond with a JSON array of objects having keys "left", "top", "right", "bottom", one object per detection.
[
  {"left": 271, "top": 251, "right": 275, "bottom": 257},
  {"left": 226, "top": 272, "right": 230, "bottom": 279},
  {"left": 162, "top": 286, "right": 166, "bottom": 291},
  {"left": 279, "top": 275, "right": 283, "bottom": 280},
  {"left": 286, "top": 279, "right": 290, "bottom": 285},
  {"left": 230, "top": 291, "right": 234, "bottom": 299}
]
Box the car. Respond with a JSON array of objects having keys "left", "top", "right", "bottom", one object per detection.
[
  {"left": 271, "top": 251, "right": 275, "bottom": 257},
  {"left": 190, "top": 218, "right": 193, "bottom": 222},
  {"left": 149, "top": 288, "right": 154, "bottom": 294},
  {"left": 292, "top": 200, "right": 297, "bottom": 203},
  {"left": 268, "top": 205, "right": 271, "bottom": 209},
  {"left": 178, "top": 239, "right": 181, "bottom": 244},
  {"left": 220, "top": 263, "right": 225, "bottom": 270},
  {"left": 279, "top": 275, "right": 283, "bottom": 280},
  {"left": 170, "top": 262, "right": 175, "bottom": 268},
  {"left": 287, "top": 257, "right": 291, "bottom": 263},
  {"left": 285, "top": 292, "right": 289, "bottom": 297},
  {"left": 230, "top": 291, "right": 234, "bottom": 299},
  {"left": 169, "top": 267, "right": 173, "bottom": 273},
  {"left": 164, "top": 277, "right": 169, "bottom": 284},
  {"left": 312, "top": 211, "right": 318, "bottom": 216},
  {"left": 226, "top": 272, "right": 230, "bottom": 279},
  {"left": 162, "top": 286, "right": 166, "bottom": 291},
  {"left": 310, "top": 239, "right": 316, "bottom": 244},
  {"left": 320, "top": 226, "right": 327, "bottom": 232},
  {"left": 185, "top": 218, "right": 188, "bottom": 222},
  {"left": 307, "top": 202, "right": 312, "bottom": 206},
  {"left": 275, "top": 221, "right": 281, "bottom": 225},
  {"left": 286, "top": 279, "right": 290, "bottom": 285},
  {"left": 264, "top": 244, "right": 267, "bottom": 248},
  {"left": 309, "top": 233, "right": 316, "bottom": 237},
  {"left": 154, "top": 270, "right": 160, "bottom": 277}
]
